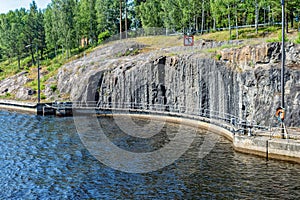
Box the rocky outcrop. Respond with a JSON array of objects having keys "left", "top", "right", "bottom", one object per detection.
[
  {"left": 51, "top": 40, "right": 300, "bottom": 127},
  {"left": 220, "top": 42, "right": 300, "bottom": 71},
  {"left": 0, "top": 72, "right": 35, "bottom": 100}
]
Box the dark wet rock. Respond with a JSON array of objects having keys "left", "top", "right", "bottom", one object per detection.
[
  {"left": 2, "top": 40, "right": 299, "bottom": 126},
  {"left": 51, "top": 41, "right": 300, "bottom": 126}
]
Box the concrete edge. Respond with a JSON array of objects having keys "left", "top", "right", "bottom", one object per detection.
[
  {"left": 103, "top": 113, "right": 300, "bottom": 164},
  {"left": 1, "top": 104, "right": 300, "bottom": 165},
  {"left": 0, "top": 103, "right": 37, "bottom": 114}
]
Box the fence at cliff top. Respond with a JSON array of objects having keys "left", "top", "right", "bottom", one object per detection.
[
  {"left": 102, "top": 22, "right": 282, "bottom": 44},
  {"left": 103, "top": 27, "right": 181, "bottom": 44},
  {"left": 70, "top": 101, "right": 269, "bottom": 135}
]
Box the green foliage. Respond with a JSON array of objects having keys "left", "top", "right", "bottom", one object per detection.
[
  {"left": 41, "top": 93, "right": 46, "bottom": 100},
  {"left": 76, "top": 0, "right": 97, "bottom": 45},
  {"left": 278, "top": 31, "right": 289, "bottom": 42},
  {"left": 215, "top": 54, "right": 222, "bottom": 60},
  {"left": 50, "top": 84, "right": 57, "bottom": 92},
  {"left": 138, "top": 0, "right": 163, "bottom": 28},
  {"left": 98, "top": 30, "right": 111, "bottom": 44},
  {"left": 0, "top": 0, "right": 299, "bottom": 93},
  {"left": 296, "top": 32, "right": 300, "bottom": 44},
  {"left": 267, "top": 30, "right": 289, "bottom": 42},
  {"left": 96, "top": 0, "right": 120, "bottom": 34},
  {"left": 0, "top": 0, "right": 298, "bottom": 68}
]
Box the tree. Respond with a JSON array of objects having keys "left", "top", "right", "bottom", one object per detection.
[
  {"left": 44, "top": 3, "right": 60, "bottom": 57},
  {"left": 11, "top": 9, "right": 27, "bottom": 70},
  {"left": 76, "top": 0, "right": 98, "bottom": 45},
  {"left": 53, "top": 0, "right": 77, "bottom": 58},
  {"left": 23, "top": 1, "right": 45, "bottom": 64},
  {"left": 0, "top": 12, "right": 15, "bottom": 62},
  {"left": 138, "top": 0, "right": 163, "bottom": 28},
  {"left": 0, "top": 9, "right": 27, "bottom": 69},
  {"left": 96, "top": 0, "right": 120, "bottom": 34},
  {"left": 285, "top": 0, "right": 300, "bottom": 32}
]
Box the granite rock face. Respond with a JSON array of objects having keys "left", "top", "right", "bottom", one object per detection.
[
  {"left": 52, "top": 41, "right": 300, "bottom": 126},
  {"left": 0, "top": 72, "right": 35, "bottom": 100}
]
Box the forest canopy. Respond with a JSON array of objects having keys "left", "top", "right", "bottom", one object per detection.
[{"left": 0, "top": 0, "right": 299, "bottom": 67}]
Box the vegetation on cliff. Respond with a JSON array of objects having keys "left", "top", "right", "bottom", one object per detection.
[{"left": 0, "top": 0, "right": 300, "bottom": 66}]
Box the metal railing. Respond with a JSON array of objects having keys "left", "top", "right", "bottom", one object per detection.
[{"left": 71, "top": 101, "right": 269, "bottom": 135}]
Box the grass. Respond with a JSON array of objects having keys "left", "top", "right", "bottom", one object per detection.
[
  {"left": 296, "top": 32, "right": 300, "bottom": 44},
  {"left": 197, "top": 26, "right": 300, "bottom": 43},
  {"left": 134, "top": 35, "right": 182, "bottom": 53},
  {"left": 0, "top": 58, "right": 24, "bottom": 80}
]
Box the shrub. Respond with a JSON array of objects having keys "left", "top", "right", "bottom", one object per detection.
[
  {"left": 50, "top": 84, "right": 57, "bottom": 92},
  {"left": 295, "top": 32, "right": 300, "bottom": 44},
  {"left": 98, "top": 30, "right": 111, "bottom": 44},
  {"left": 230, "top": 34, "right": 236, "bottom": 40},
  {"left": 41, "top": 93, "right": 46, "bottom": 100},
  {"left": 215, "top": 54, "right": 222, "bottom": 60},
  {"left": 277, "top": 31, "right": 288, "bottom": 42},
  {"left": 267, "top": 31, "right": 289, "bottom": 43}
]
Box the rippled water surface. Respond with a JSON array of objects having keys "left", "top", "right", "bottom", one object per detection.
[{"left": 0, "top": 110, "right": 300, "bottom": 199}]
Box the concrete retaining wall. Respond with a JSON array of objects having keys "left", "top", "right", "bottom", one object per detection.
[
  {"left": 234, "top": 136, "right": 300, "bottom": 163},
  {"left": 0, "top": 100, "right": 37, "bottom": 113},
  {"left": 1, "top": 101, "right": 299, "bottom": 164},
  {"left": 97, "top": 110, "right": 300, "bottom": 164}
]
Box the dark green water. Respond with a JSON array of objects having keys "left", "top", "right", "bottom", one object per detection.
[{"left": 0, "top": 110, "right": 300, "bottom": 199}]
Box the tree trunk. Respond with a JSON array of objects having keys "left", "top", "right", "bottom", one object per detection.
[
  {"left": 268, "top": 6, "right": 271, "bottom": 25},
  {"left": 125, "top": 0, "right": 128, "bottom": 39},
  {"left": 264, "top": 7, "right": 266, "bottom": 26},
  {"left": 290, "top": 9, "right": 294, "bottom": 28},
  {"left": 228, "top": 5, "right": 231, "bottom": 40},
  {"left": 120, "top": 0, "right": 122, "bottom": 40},
  {"left": 255, "top": 0, "right": 258, "bottom": 34},
  {"left": 201, "top": 0, "right": 205, "bottom": 34},
  {"left": 213, "top": 18, "right": 216, "bottom": 31},
  {"left": 40, "top": 47, "right": 44, "bottom": 60},
  {"left": 17, "top": 54, "right": 21, "bottom": 70},
  {"left": 235, "top": 5, "right": 238, "bottom": 39},
  {"left": 286, "top": 0, "right": 289, "bottom": 33},
  {"left": 196, "top": 16, "right": 199, "bottom": 33},
  {"left": 30, "top": 47, "right": 36, "bottom": 65}
]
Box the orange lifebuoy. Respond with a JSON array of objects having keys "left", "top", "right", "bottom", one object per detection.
[{"left": 275, "top": 107, "right": 285, "bottom": 121}]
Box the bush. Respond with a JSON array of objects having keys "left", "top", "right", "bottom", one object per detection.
[
  {"left": 50, "top": 84, "right": 57, "bottom": 92},
  {"left": 41, "top": 93, "right": 46, "bottom": 100},
  {"left": 215, "top": 54, "right": 222, "bottom": 60},
  {"left": 230, "top": 34, "right": 236, "bottom": 40},
  {"left": 295, "top": 32, "right": 300, "bottom": 44},
  {"left": 277, "top": 31, "right": 288, "bottom": 42},
  {"left": 41, "top": 59, "right": 51, "bottom": 66},
  {"left": 98, "top": 30, "right": 111, "bottom": 44}
]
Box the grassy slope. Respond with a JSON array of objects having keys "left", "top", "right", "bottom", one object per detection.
[{"left": 0, "top": 26, "right": 299, "bottom": 100}]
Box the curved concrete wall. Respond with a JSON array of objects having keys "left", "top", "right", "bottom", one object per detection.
[{"left": 98, "top": 109, "right": 300, "bottom": 164}]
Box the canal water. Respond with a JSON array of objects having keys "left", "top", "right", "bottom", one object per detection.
[{"left": 0, "top": 110, "right": 300, "bottom": 199}]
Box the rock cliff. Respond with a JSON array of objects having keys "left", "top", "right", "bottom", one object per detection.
[
  {"left": 1, "top": 39, "right": 298, "bottom": 127},
  {"left": 50, "top": 40, "right": 300, "bottom": 127}
]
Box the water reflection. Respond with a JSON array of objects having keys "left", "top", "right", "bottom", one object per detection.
[{"left": 0, "top": 110, "right": 299, "bottom": 199}]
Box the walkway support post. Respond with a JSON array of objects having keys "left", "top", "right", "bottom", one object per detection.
[
  {"left": 37, "top": 45, "right": 40, "bottom": 104},
  {"left": 281, "top": 0, "right": 285, "bottom": 138}
]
